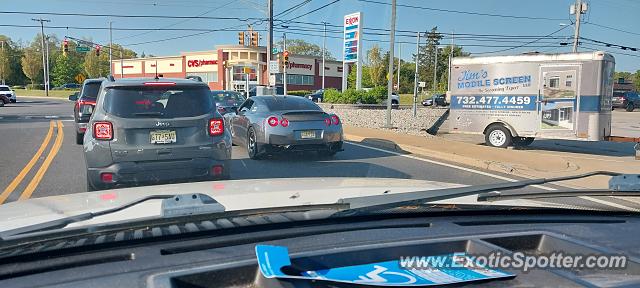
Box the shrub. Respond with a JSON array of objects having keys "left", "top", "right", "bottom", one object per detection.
[
  {"left": 363, "top": 86, "right": 387, "bottom": 104},
  {"left": 287, "top": 90, "right": 312, "bottom": 96},
  {"left": 26, "top": 84, "right": 45, "bottom": 90},
  {"left": 323, "top": 88, "right": 342, "bottom": 103}
]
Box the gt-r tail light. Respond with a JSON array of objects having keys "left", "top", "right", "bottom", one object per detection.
[
  {"left": 324, "top": 118, "right": 332, "bottom": 126},
  {"left": 209, "top": 118, "right": 224, "bottom": 136},
  {"left": 331, "top": 115, "right": 340, "bottom": 125},
  {"left": 267, "top": 116, "right": 279, "bottom": 127},
  {"left": 280, "top": 118, "right": 289, "bottom": 127},
  {"left": 93, "top": 121, "right": 113, "bottom": 140}
]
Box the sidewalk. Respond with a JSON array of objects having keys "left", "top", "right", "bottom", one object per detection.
[{"left": 343, "top": 125, "right": 640, "bottom": 189}]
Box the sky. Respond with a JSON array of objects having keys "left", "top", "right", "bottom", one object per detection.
[{"left": 2, "top": 0, "right": 639, "bottom": 71}]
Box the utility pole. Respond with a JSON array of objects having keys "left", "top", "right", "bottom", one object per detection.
[
  {"left": 433, "top": 46, "right": 438, "bottom": 92},
  {"left": 109, "top": 21, "right": 113, "bottom": 75},
  {"left": 32, "top": 18, "right": 50, "bottom": 97},
  {"left": 283, "top": 33, "right": 287, "bottom": 95},
  {"left": 266, "top": 0, "right": 273, "bottom": 85},
  {"left": 322, "top": 21, "right": 326, "bottom": 90},
  {"left": 384, "top": 0, "right": 396, "bottom": 128},
  {"left": 572, "top": 0, "right": 585, "bottom": 53},
  {"left": 397, "top": 43, "right": 401, "bottom": 94},
  {"left": 448, "top": 30, "right": 454, "bottom": 92},
  {"left": 413, "top": 32, "right": 420, "bottom": 117},
  {"left": 0, "top": 40, "right": 5, "bottom": 85},
  {"left": 45, "top": 36, "right": 50, "bottom": 91},
  {"left": 120, "top": 51, "right": 124, "bottom": 78}
]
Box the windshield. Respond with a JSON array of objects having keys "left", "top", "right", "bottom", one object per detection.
[
  {"left": 103, "top": 86, "right": 214, "bottom": 118},
  {"left": 80, "top": 82, "right": 101, "bottom": 100},
  {"left": 211, "top": 90, "right": 246, "bottom": 106},
  {"left": 0, "top": 0, "right": 639, "bottom": 245}
]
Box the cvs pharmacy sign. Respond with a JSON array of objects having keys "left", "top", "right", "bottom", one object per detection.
[{"left": 188, "top": 59, "right": 217, "bottom": 67}]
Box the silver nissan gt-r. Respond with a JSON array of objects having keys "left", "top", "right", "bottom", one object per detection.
[{"left": 227, "top": 95, "right": 343, "bottom": 159}]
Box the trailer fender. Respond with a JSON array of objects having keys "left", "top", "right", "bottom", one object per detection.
[{"left": 483, "top": 121, "right": 517, "bottom": 137}]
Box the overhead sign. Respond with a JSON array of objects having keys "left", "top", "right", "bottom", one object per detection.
[
  {"left": 343, "top": 12, "right": 362, "bottom": 63},
  {"left": 75, "top": 46, "right": 90, "bottom": 52}
]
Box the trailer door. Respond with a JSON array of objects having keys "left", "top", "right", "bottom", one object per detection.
[{"left": 537, "top": 65, "right": 581, "bottom": 139}]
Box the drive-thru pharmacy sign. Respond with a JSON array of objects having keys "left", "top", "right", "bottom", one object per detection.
[{"left": 343, "top": 12, "right": 361, "bottom": 63}]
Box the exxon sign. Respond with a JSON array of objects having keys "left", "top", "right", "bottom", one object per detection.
[{"left": 343, "top": 12, "right": 362, "bottom": 63}]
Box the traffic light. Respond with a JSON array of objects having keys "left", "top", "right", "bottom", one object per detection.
[
  {"left": 250, "top": 31, "right": 259, "bottom": 46},
  {"left": 95, "top": 45, "right": 101, "bottom": 56},
  {"left": 62, "top": 39, "right": 69, "bottom": 56},
  {"left": 238, "top": 32, "right": 245, "bottom": 46},
  {"left": 283, "top": 50, "right": 289, "bottom": 68}
]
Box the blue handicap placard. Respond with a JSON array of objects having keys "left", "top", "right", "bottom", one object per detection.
[{"left": 255, "top": 245, "right": 515, "bottom": 286}]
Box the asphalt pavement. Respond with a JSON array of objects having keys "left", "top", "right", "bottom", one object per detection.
[{"left": 0, "top": 97, "right": 568, "bottom": 206}]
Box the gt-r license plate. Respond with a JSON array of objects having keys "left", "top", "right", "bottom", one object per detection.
[
  {"left": 150, "top": 130, "right": 176, "bottom": 144},
  {"left": 300, "top": 130, "right": 317, "bottom": 139}
]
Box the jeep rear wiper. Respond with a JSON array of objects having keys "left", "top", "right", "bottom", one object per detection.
[
  {"left": 334, "top": 171, "right": 638, "bottom": 216},
  {"left": 133, "top": 111, "right": 164, "bottom": 117}
]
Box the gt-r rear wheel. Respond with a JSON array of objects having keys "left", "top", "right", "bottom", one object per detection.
[{"left": 247, "top": 127, "right": 263, "bottom": 160}]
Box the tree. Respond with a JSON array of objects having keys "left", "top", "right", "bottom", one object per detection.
[
  {"left": 366, "top": 44, "right": 385, "bottom": 87},
  {"left": 83, "top": 52, "right": 102, "bottom": 78},
  {"left": 635, "top": 70, "right": 640, "bottom": 91},
  {"left": 436, "top": 45, "right": 469, "bottom": 91},
  {"left": 21, "top": 47, "right": 42, "bottom": 85},
  {"left": 276, "top": 39, "right": 335, "bottom": 60},
  {"left": 83, "top": 43, "right": 136, "bottom": 78},
  {"left": 417, "top": 27, "right": 443, "bottom": 92},
  {"left": 0, "top": 35, "right": 19, "bottom": 84},
  {"left": 51, "top": 53, "right": 81, "bottom": 86}
]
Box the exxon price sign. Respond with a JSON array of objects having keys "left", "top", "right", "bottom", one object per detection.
[{"left": 343, "top": 12, "right": 362, "bottom": 63}]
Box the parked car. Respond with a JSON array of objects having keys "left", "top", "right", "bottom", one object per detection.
[
  {"left": 69, "top": 78, "right": 104, "bottom": 144},
  {"left": 0, "top": 94, "right": 9, "bottom": 106},
  {"left": 52, "top": 83, "right": 81, "bottom": 90},
  {"left": 305, "top": 89, "right": 324, "bottom": 102},
  {"left": 422, "top": 94, "right": 447, "bottom": 107},
  {"left": 211, "top": 90, "right": 246, "bottom": 116},
  {"left": 0, "top": 85, "right": 16, "bottom": 103},
  {"left": 228, "top": 95, "right": 343, "bottom": 159},
  {"left": 83, "top": 78, "right": 231, "bottom": 191},
  {"left": 612, "top": 91, "right": 640, "bottom": 112}
]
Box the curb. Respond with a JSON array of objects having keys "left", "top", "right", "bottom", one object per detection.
[{"left": 343, "top": 132, "right": 593, "bottom": 189}]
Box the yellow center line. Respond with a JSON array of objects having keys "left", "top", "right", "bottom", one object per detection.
[
  {"left": 0, "top": 121, "right": 55, "bottom": 204},
  {"left": 19, "top": 120, "right": 65, "bottom": 201}
]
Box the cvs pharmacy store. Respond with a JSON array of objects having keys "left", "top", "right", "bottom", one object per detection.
[{"left": 112, "top": 45, "right": 343, "bottom": 91}]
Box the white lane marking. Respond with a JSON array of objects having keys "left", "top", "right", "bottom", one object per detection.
[
  {"left": 346, "top": 141, "right": 556, "bottom": 191},
  {"left": 579, "top": 196, "right": 640, "bottom": 212},
  {"left": 45, "top": 116, "right": 59, "bottom": 119}
]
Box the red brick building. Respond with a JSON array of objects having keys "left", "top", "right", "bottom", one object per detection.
[{"left": 111, "top": 45, "right": 343, "bottom": 92}]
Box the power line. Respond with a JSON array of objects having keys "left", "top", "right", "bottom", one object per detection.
[
  {"left": 581, "top": 44, "right": 640, "bottom": 58},
  {"left": 0, "top": 10, "right": 264, "bottom": 21},
  {"left": 470, "top": 24, "right": 572, "bottom": 55},
  {"left": 275, "top": 0, "right": 312, "bottom": 18},
  {"left": 354, "top": 0, "right": 566, "bottom": 21},
  {"left": 584, "top": 21, "right": 640, "bottom": 37},
  {"left": 0, "top": 23, "right": 259, "bottom": 32},
  {"left": 115, "top": 0, "right": 237, "bottom": 41},
  {"left": 280, "top": 0, "right": 341, "bottom": 23}
]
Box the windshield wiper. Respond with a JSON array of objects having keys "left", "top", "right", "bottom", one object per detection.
[
  {"left": 132, "top": 111, "right": 164, "bottom": 117},
  {"left": 334, "top": 171, "right": 639, "bottom": 216}
]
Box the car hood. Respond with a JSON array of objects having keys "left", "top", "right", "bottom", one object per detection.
[{"left": 0, "top": 177, "right": 565, "bottom": 232}]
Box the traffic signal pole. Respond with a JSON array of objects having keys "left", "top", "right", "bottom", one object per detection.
[{"left": 283, "top": 33, "right": 287, "bottom": 95}]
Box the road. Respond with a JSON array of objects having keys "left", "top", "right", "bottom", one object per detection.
[{"left": 0, "top": 97, "right": 637, "bottom": 212}]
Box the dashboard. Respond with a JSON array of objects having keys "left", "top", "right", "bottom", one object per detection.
[{"left": 1, "top": 210, "right": 639, "bottom": 288}]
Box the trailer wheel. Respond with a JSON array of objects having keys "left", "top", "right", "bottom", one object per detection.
[
  {"left": 513, "top": 137, "right": 535, "bottom": 147},
  {"left": 485, "top": 125, "right": 512, "bottom": 148},
  {"left": 626, "top": 102, "right": 635, "bottom": 112}
]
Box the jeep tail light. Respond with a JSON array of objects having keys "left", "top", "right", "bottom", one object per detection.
[
  {"left": 209, "top": 118, "right": 224, "bottom": 136},
  {"left": 93, "top": 121, "right": 113, "bottom": 140},
  {"left": 100, "top": 172, "right": 115, "bottom": 183}
]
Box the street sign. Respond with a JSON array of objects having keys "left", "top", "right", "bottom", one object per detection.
[
  {"left": 269, "top": 60, "right": 281, "bottom": 74},
  {"left": 75, "top": 74, "right": 86, "bottom": 84},
  {"left": 419, "top": 81, "right": 426, "bottom": 88},
  {"left": 76, "top": 46, "right": 90, "bottom": 52},
  {"left": 271, "top": 48, "right": 279, "bottom": 54},
  {"left": 269, "top": 75, "right": 276, "bottom": 86}
]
